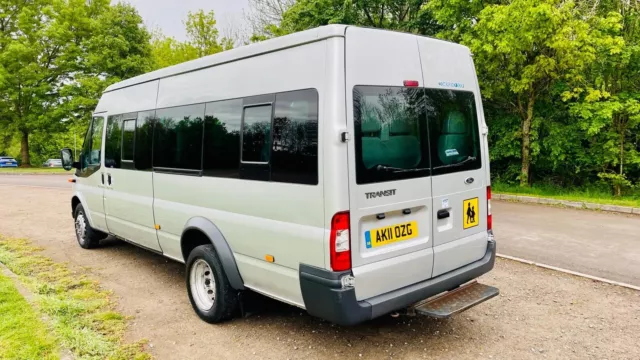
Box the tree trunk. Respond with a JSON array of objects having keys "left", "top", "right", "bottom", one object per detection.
[
  {"left": 20, "top": 131, "right": 31, "bottom": 167},
  {"left": 520, "top": 92, "right": 535, "bottom": 187},
  {"left": 616, "top": 130, "right": 625, "bottom": 196}
]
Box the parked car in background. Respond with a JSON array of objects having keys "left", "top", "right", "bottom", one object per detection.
[
  {"left": 42, "top": 159, "right": 63, "bottom": 168},
  {"left": 0, "top": 156, "right": 18, "bottom": 168}
]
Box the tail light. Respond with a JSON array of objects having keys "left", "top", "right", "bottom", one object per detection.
[
  {"left": 330, "top": 212, "right": 351, "bottom": 271},
  {"left": 487, "top": 186, "right": 492, "bottom": 231}
]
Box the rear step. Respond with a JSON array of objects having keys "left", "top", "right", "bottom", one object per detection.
[{"left": 411, "top": 281, "right": 499, "bottom": 319}]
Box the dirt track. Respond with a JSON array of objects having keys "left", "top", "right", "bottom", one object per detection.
[{"left": 0, "top": 185, "right": 639, "bottom": 360}]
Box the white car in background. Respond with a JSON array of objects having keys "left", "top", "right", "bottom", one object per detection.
[{"left": 42, "top": 159, "right": 63, "bottom": 168}]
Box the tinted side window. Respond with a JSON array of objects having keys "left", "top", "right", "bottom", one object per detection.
[
  {"left": 242, "top": 105, "right": 272, "bottom": 163},
  {"left": 135, "top": 111, "right": 154, "bottom": 171},
  {"left": 89, "top": 117, "right": 104, "bottom": 166},
  {"left": 353, "top": 86, "right": 430, "bottom": 184},
  {"left": 154, "top": 104, "right": 205, "bottom": 170},
  {"left": 122, "top": 119, "right": 135, "bottom": 161},
  {"left": 271, "top": 89, "right": 319, "bottom": 185},
  {"left": 425, "top": 89, "right": 481, "bottom": 176},
  {"left": 80, "top": 120, "right": 94, "bottom": 172},
  {"left": 203, "top": 99, "right": 242, "bottom": 178},
  {"left": 105, "top": 115, "right": 122, "bottom": 169}
]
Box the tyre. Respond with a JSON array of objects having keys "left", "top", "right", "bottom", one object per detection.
[
  {"left": 186, "top": 244, "right": 239, "bottom": 323},
  {"left": 73, "top": 204, "right": 105, "bottom": 249}
]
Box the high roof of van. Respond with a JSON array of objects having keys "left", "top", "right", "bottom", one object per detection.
[
  {"left": 105, "top": 25, "right": 349, "bottom": 93},
  {"left": 105, "top": 25, "right": 465, "bottom": 94}
]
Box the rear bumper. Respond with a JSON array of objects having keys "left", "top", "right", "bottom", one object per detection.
[{"left": 299, "top": 239, "right": 496, "bottom": 326}]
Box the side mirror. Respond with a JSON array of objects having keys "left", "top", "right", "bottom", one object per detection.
[{"left": 60, "top": 148, "right": 77, "bottom": 171}]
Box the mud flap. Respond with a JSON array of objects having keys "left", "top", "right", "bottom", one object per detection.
[{"left": 411, "top": 281, "right": 499, "bottom": 319}]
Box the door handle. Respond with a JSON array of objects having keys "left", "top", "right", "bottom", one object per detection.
[
  {"left": 101, "top": 173, "right": 105, "bottom": 185},
  {"left": 437, "top": 209, "right": 450, "bottom": 220},
  {"left": 107, "top": 174, "right": 112, "bottom": 186}
]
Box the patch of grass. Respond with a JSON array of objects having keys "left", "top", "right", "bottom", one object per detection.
[
  {"left": 0, "top": 236, "right": 151, "bottom": 360},
  {"left": 0, "top": 272, "right": 60, "bottom": 360},
  {"left": 0, "top": 167, "right": 68, "bottom": 174},
  {"left": 493, "top": 181, "right": 640, "bottom": 208}
]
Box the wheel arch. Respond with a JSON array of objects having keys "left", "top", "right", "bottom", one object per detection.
[
  {"left": 181, "top": 217, "right": 245, "bottom": 290},
  {"left": 71, "top": 192, "right": 94, "bottom": 226}
]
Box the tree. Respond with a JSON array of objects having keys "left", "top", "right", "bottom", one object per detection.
[
  {"left": 452, "top": 0, "right": 612, "bottom": 186},
  {"left": 562, "top": 1, "right": 640, "bottom": 195},
  {"left": 252, "top": 0, "right": 441, "bottom": 41},
  {"left": 245, "top": 0, "right": 295, "bottom": 40},
  {"left": 184, "top": 10, "right": 233, "bottom": 57},
  {"left": 0, "top": 0, "right": 152, "bottom": 166},
  {"left": 150, "top": 30, "right": 200, "bottom": 70},
  {"left": 150, "top": 10, "right": 233, "bottom": 70}
]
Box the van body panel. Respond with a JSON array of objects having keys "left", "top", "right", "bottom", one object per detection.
[
  {"left": 417, "top": 38, "right": 488, "bottom": 271},
  {"left": 321, "top": 36, "right": 350, "bottom": 270},
  {"left": 103, "top": 170, "right": 159, "bottom": 251},
  {"left": 235, "top": 253, "right": 304, "bottom": 307},
  {"left": 156, "top": 41, "right": 327, "bottom": 109},
  {"left": 351, "top": 247, "right": 433, "bottom": 300},
  {"left": 95, "top": 81, "right": 159, "bottom": 114},
  {"left": 432, "top": 231, "right": 488, "bottom": 277},
  {"left": 345, "top": 27, "right": 434, "bottom": 301}
]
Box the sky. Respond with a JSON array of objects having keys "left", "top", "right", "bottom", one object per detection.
[{"left": 118, "top": 0, "right": 250, "bottom": 41}]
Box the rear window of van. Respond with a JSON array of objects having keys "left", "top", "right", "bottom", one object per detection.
[{"left": 353, "top": 86, "right": 482, "bottom": 184}]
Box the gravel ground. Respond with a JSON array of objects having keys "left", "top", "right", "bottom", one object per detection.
[{"left": 0, "top": 185, "right": 638, "bottom": 360}]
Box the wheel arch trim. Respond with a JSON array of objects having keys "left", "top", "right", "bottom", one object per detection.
[{"left": 181, "top": 217, "right": 245, "bottom": 290}]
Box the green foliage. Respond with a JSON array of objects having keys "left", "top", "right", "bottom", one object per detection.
[
  {"left": 0, "top": 0, "right": 152, "bottom": 166},
  {"left": 150, "top": 10, "right": 232, "bottom": 70},
  {"left": 254, "top": 0, "right": 441, "bottom": 39},
  {"left": 0, "top": 272, "right": 59, "bottom": 360},
  {"left": 1, "top": 0, "right": 638, "bottom": 199},
  {"left": 0, "top": 236, "right": 150, "bottom": 360}
]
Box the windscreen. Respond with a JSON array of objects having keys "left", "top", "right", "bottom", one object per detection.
[{"left": 354, "top": 86, "right": 481, "bottom": 184}]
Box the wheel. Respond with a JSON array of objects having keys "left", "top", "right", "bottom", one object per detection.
[
  {"left": 73, "top": 204, "right": 105, "bottom": 249},
  {"left": 186, "top": 244, "right": 239, "bottom": 323}
]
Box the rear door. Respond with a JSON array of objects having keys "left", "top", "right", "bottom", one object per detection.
[
  {"left": 417, "top": 39, "right": 488, "bottom": 277},
  {"left": 345, "top": 27, "right": 434, "bottom": 301}
]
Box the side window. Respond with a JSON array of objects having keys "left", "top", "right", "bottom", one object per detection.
[
  {"left": 154, "top": 104, "right": 205, "bottom": 170},
  {"left": 425, "top": 89, "right": 482, "bottom": 175},
  {"left": 105, "top": 115, "right": 123, "bottom": 169},
  {"left": 135, "top": 111, "right": 154, "bottom": 171},
  {"left": 271, "top": 89, "right": 319, "bottom": 185},
  {"left": 88, "top": 117, "right": 104, "bottom": 166},
  {"left": 203, "top": 99, "right": 242, "bottom": 178},
  {"left": 242, "top": 105, "right": 272, "bottom": 163},
  {"left": 122, "top": 119, "right": 136, "bottom": 162},
  {"left": 80, "top": 120, "right": 94, "bottom": 172}
]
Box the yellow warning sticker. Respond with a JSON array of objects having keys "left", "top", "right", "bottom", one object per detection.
[{"left": 463, "top": 197, "right": 479, "bottom": 229}]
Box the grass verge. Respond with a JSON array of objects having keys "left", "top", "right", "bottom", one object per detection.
[
  {"left": 0, "top": 167, "right": 68, "bottom": 174},
  {"left": 0, "top": 272, "right": 60, "bottom": 360},
  {"left": 493, "top": 182, "right": 640, "bottom": 208},
  {"left": 0, "top": 236, "right": 150, "bottom": 360}
]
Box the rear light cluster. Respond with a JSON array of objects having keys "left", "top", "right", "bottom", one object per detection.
[
  {"left": 330, "top": 212, "right": 351, "bottom": 271},
  {"left": 487, "top": 186, "right": 493, "bottom": 231}
]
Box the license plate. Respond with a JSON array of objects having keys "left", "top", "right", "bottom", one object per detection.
[
  {"left": 365, "top": 221, "right": 418, "bottom": 249},
  {"left": 463, "top": 197, "right": 480, "bottom": 229}
]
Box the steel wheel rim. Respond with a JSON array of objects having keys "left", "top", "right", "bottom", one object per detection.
[
  {"left": 190, "top": 259, "right": 216, "bottom": 311},
  {"left": 75, "top": 212, "right": 86, "bottom": 244}
]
